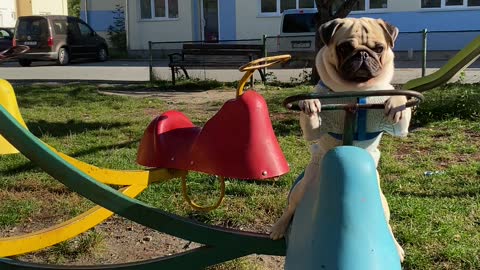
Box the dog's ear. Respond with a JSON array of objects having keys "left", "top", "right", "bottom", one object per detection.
[
  {"left": 319, "top": 19, "right": 343, "bottom": 46},
  {"left": 377, "top": 19, "right": 399, "bottom": 48}
]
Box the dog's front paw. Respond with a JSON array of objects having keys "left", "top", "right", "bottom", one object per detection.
[
  {"left": 299, "top": 99, "right": 321, "bottom": 116},
  {"left": 384, "top": 96, "right": 407, "bottom": 123},
  {"left": 269, "top": 219, "right": 290, "bottom": 240}
]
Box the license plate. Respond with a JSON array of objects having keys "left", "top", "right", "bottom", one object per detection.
[
  {"left": 291, "top": 41, "right": 311, "bottom": 49},
  {"left": 24, "top": 41, "right": 37, "bottom": 46}
]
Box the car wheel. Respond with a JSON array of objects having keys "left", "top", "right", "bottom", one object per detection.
[
  {"left": 96, "top": 47, "right": 108, "bottom": 62},
  {"left": 19, "top": 59, "right": 32, "bottom": 67},
  {"left": 57, "top": 48, "right": 70, "bottom": 65}
]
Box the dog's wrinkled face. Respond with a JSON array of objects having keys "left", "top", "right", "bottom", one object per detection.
[{"left": 316, "top": 18, "right": 399, "bottom": 90}]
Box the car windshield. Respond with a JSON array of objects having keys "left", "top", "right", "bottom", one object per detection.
[
  {"left": 282, "top": 13, "right": 316, "bottom": 33},
  {"left": 16, "top": 18, "right": 49, "bottom": 36}
]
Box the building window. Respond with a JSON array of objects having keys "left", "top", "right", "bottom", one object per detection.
[
  {"left": 422, "top": 0, "right": 441, "bottom": 8},
  {"left": 260, "top": 0, "right": 315, "bottom": 15},
  {"left": 446, "top": 0, "right": 463, "bottom": 5},
  {"left": 140, "top": 0, "right": 178, "bottom": 19},
  {"left": 422, "top": 0, "right": 480, "bottom": 7},
  {"left": 332, "top": 0, "right": 387, "bottom": 12},
  {"left": 369, "top": 0, "right": 388, "bottom": 8}
]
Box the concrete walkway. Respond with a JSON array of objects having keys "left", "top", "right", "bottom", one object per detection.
[
  {"left": 153, "top": 67, "right": 480, "bottom": 85},
  {"left": 1, "top": 59, "right": 479, "bottom": 84}
]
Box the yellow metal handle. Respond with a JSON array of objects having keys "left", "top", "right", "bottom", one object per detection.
[
  {"left": 236, "top": 54, "right": 292, "bottom": 97},
  {"left": 181, "top": 174, "right": 225, "bottom": 212}
]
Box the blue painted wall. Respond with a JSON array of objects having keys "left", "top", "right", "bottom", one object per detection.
[
  {"left": 81, "top": 11, "right": 115, "bottom": 32},
  {"left": 192, "top": 0, "right": 200, "bottom": 40},
  {"left": 350, "top": 10, "right": 480, "bottom": 50},
  {"left": 219, "top": 0, "right": 236, "bottom": 40}
]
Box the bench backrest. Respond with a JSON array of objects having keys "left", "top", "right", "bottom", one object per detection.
[{"left": 182, "top": 43, "right": 264, "bottom": 56}]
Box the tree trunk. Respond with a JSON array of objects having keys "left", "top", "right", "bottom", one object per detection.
[{"left": 311, "top": 0, "right": 358, "bottom": 84}]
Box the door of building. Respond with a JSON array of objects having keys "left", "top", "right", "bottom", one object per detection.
[{"left": 200, "top": 0, "right": 219, "bottom": 42}]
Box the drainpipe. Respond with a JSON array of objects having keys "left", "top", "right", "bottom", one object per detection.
[{"left": 84, "top": 0, "right": 88, "bottom": 23}]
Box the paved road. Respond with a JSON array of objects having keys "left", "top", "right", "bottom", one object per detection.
[{"left": 1, "top": 59, "right": 479, "bottom": 84}]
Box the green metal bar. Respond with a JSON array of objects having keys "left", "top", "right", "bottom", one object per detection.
[
  {"left": 0, "top": 106, "right": 286, "bottom": 257},
  {"left": 422, "top": 28, "right": 428, "bottom": 77}
]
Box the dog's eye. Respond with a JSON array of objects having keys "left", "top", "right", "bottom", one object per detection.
[
  {"left": 336, "top": 43, "right": 354, "bottom": 55},
  {"left": 373, "top": 45, "right": 384, "bottom": 54}
]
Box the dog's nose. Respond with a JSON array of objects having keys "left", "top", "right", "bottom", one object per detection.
[{"left": 359, "top": 51, "right": 369, "bottom": 60}]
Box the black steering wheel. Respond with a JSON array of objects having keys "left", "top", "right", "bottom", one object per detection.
[
  {"left": 283, "top": 89, "right": 424, "bottom": 145},
  {"left": 283, "top": 90, "right": 424, "bottom": 111}
]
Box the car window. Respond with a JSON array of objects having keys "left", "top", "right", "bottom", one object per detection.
[
  {"left": 0, "top": 30, "right": 11, "bottom": 39},
  {"left": 78, "top": 22, "right": 93, "bottom": 37},
  {"left": 16, "top": 18, "right": 49, "bottom": 37},
  {"left": 282, "top": 13, "right": 316, "bottom": 33},
  {"left": 67, "top": 21, "right": 81, "bottom": 38},
  {"left": 52, "top": 20, "right": 68, "bottom": 35}
]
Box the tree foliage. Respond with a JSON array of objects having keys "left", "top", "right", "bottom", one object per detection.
[
  {"left": 311, "top": 0, "right": 358, "bottom": 83},
  {"left": 107, "top": 5, "right": 127, "bottom": 52},
  {"left": 68, "top": 0, "right": 81, "bottom": 17}
]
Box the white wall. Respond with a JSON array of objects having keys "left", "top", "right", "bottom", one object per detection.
[
  {"left": 32, "top": 0, "right": 68, "bottom": 15},
  {"left": 0, "top": 0, "right": 17, "bottom": 27},
  {"left": 127, "top": 0, "right": 194, "bottom": 50},
  {"left": 387, "top": 0, "right": 418, "bottom": 12},
  {"left": 235, "top": 1, "right": 282, "bottom": 39}
]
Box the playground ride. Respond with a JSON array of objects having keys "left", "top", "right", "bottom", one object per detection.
[
  {"left": 0, "top": 55, "right": 292, "bottom": 269},
  {"left": 0, "top": 32, "right": 479, "bottom": 269},
  {"left": 282, "top": 90, "right": 424, "bottom": 269},
  {"left": 404, "top": 35, "right": 480, "bottom": 92},
  {"left": 0, "top": 46, "right": 29, "bottom": 62}
]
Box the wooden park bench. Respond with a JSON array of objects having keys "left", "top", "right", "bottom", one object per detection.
[{"left": 168, "top": 43, "right": 266, "bottom": 85}]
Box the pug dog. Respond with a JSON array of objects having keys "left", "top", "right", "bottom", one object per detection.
[{"left": 270, "top": 18, "right": 409, "bottom": 262}]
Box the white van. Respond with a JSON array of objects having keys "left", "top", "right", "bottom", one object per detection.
[{"left": 278, "top": 8, "right": 317, "bottom": 53}]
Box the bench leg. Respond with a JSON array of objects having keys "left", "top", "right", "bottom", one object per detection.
[
  {"left": 258, "top": 69, "right": 267, "bottom": 83},
  {"left": 171, "top": 66, "right": 176, "bottom": 85},
  {"left": 181, "top": 67, "right": 190, "bottom": 79}
]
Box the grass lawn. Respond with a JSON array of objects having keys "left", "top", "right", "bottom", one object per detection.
[{"left": 0, "top": 81, "right": 479, "bottom": 269}]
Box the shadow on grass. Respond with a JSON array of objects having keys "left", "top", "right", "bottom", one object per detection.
[
  {"left": 272, "top": 118, "right": 301, "bottom": 137},
  {"left": 26, "top": 120, "right": 129, "bottom": 138},
  {"left": 1, "top": 140, "right": 138, "bottom": 175}
]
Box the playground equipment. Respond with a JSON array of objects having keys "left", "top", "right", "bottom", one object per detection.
[
  {"left": 404, "top": 35, "right": 480, "bottom": 91},
  {"left": 0, "top": 31, "right": 479, "bottom": 268},
  {"left": 0, "top": 46, "right": 29, "bottom": 61},
  {"left": 282, "top": 90, "right": 424, "bottom": 269},
  {"left": 0, "top": 54, "right": 292, "bottom": 269}
]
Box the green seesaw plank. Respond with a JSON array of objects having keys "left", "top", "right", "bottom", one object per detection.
[
  {"left": 0, "top": 247, "right": 250, "bottom": 270},
  {"left": 404, "top": 35, "right": 480, "bottom": 92},
  {"left": 0, "top": 105, "right": 285, "bottom": 269}
]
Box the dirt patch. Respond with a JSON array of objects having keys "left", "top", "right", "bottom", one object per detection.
[{"left": 98, "top": 89, "right": 237, "bottom": 105}]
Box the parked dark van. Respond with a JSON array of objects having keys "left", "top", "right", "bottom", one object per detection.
[{"left": 14, "top": 16, "right": 109, "bottom": 66}]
